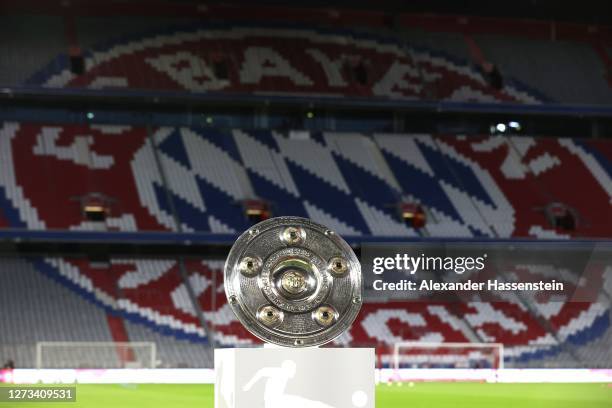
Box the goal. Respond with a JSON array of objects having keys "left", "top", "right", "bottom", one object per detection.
[
  {"left": 393, "top": 342, "right": 504, "bottom": 371},
  {"left": 36, "top": 342, "right": 156, "bottom": 369}
]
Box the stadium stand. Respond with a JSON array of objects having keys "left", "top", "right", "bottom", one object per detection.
[
  {"left": 1, "top": 21, "right": 610, "bottom": 105},
  {"left": 24, "top": 26, "right": 534, "bottom": 103},
  {"left": 1, "top": 255, "right": 609, "bottom": 368},
  {"left": 0, "top": 258, "right": 116, "bottom": 368},
  {"left": 1, "top": 123, "right": 610, "bottom": 238},
  {"left": 473, "top": 35, "right": 610, "bottom": 105}
]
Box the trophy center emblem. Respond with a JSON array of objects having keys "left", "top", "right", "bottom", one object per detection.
[
  {"left": 273, "top": 257, "right": 317, "bottom": 300},
  {"left": 281, "top": 269, "right": 308, "bottom": 295}
]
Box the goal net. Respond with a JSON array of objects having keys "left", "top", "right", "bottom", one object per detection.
[
  {"left": 393, "top": 342, "right": 504, "bottom": 371},
  {"left": 36, "top": 342, "right": 156, "bottom": 369}
]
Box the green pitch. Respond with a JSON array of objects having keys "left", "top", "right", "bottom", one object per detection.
[{"left": 2, "top": 383, "right": 610, "bottom": 407}]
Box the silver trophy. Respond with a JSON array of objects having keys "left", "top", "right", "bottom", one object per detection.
[{"left": 224, "top": 216, "right": 363, "bottom": 347}]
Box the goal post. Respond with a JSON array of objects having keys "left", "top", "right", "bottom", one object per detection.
[
  {"left": 393, "top": 342, "right": 504, "bottom": 371},
  {"left": 36, "top": 342, "right": 156, "bottom": 369}
]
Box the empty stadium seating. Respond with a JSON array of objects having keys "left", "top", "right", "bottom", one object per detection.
[
  {"left": 1, "top": 122, "right": 610, "bottom": 238},
  {"left": 0, "top": 20, "right": 607, "bottom": 106},
  {"left": 1, "top": 256, "right": 609, "bottom": 368},
  {"left": 23, "top": 26, "right": 540, "bottom": 104},
  {"left": 0, "top": 258, "right": 116, "bottom": 368}
]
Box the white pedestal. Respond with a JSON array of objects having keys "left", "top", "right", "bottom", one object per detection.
[{"left": 215, "top": 347, "right": 375, "bottom": 408}]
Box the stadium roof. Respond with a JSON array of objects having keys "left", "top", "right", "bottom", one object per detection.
[{"left": 1, "top": 0, "right": 610, "bottom": 25}]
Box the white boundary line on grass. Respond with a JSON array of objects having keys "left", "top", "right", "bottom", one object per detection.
[{"left": 2, "top": 368, "right": 611, "bottom": 384}]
